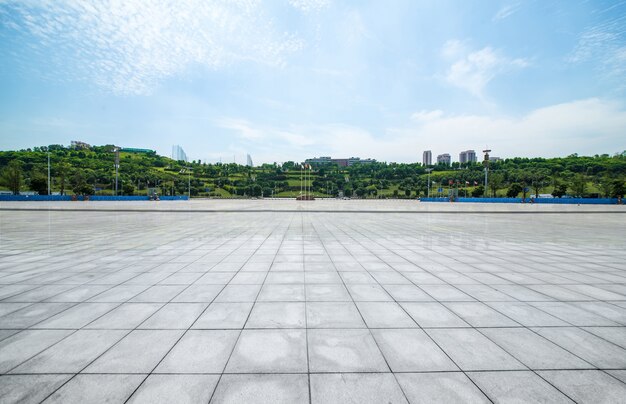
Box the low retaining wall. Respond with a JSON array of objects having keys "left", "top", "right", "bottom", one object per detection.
[
  {"left": 421, "top": 197, "right": 620, "bottom": 204},
  {"left": 0, "top": 195, "right": 189, "bottom": 201}
]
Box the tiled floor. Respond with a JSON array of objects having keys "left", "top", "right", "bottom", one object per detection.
[{"left": 0, "top": 202, "right": 625, "bottom": 403}]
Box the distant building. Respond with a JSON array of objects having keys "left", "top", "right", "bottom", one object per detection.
[
  {"left": 121, "top": 148, "right": 155, "bottom": 154},
  {"left": 306, "top": 156, "right": 334, "bottom": 165},
  {"left": 171, "top": 145, "right": 188, "bottom": 162},
  {"left": 422, "top": 150, "right": 432, "bottom": 166},
  {"left": 305, "top": 156, "right": 376, "bottom": 167},
  {"left": 246, "top": 154, "right": 253, "bottom": 167},
  {"left": 489, "top": 156, "right": 502, "bottom": 162},
  {"left": 459, "top": 150, "right": 477, "bottom": 164},
  {"left": 348, "top": 157, "right": 376, "bottom": 166},
  {"left": 71, "top": 140, "right": 91, "bottom": 150},
  {"left": 437, "top": 153, "right": 451, "bottom": 166}
]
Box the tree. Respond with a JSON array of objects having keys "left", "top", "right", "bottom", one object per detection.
[
  {"left": 122, "top": 183, "right": 135, "bottom": 195},
  {"left": 489, "top": 173, "right": 504, "bottom": 197},
  {"left": 56, "top": 161, "right": 70, "bottom": 195},
  {"left": 404, "top": 188, "right": 411, "bottom": 198},
  {"left": 29, "top": 174, "right": 48, "bottom": 195},
  {"left": 599, "top": 176, "right": 613, "bottom": 198},
  {"left": 507, "top": 183, "right": 523, "bottom": 198},
  {"left": 471, "top": 185, "right": 484, "bottom": 197},
  {"left": 571, "top": 174, "right": 587, "bottom": 197},
  {"left": 249, "top": 184, "right": 262, "bottom": 197},
  {"left": 71, "top": 170, "right": 94, "bottom": 196},
  {"left": 531, "top": 169, "right": 549, "bottom": 197},
  {"left": 611, "top": 179, "right": 625, "bottom": 198},
  {"left": 1, "top": 159, "right": 23, "bottom": 194},
  {"left": 552, "top": 183, "right": 567, "bottom": 198}
]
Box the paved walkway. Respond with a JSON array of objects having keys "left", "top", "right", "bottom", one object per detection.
[{"left": 0, "top": 202, "right": 625, "bottom": 403}]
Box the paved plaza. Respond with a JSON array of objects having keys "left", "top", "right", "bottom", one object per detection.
[{"left": 0, "top": 201, "right": 625, "bottom": 403}]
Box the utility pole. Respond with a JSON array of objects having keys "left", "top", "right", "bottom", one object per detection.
[{"left": 426, "top": 168, "right": 433, "bottom": 198}]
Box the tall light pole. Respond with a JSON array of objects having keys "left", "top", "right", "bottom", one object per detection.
[
  {"left": 482, "top": 148, "right": 491, "bottom": 197},
  {"left": 426, "top": 168, "right": 433, "bottom": 198},
  {"left": 187, "top": 167, "right": 191, "bottom": 199},
  {"left": 114, "top": 148, "right": 120, "bottom": 196},
  {"left": 47, "top": 150, "right": 51, "bottom": 195}
]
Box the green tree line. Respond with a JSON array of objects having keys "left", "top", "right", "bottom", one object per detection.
[{"left": 1, "top": 145, "right": 625, "bottom": 199}]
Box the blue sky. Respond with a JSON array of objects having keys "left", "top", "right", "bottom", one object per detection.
[{"left": 1, "top": 0, "right": 625, "bottom": 164}]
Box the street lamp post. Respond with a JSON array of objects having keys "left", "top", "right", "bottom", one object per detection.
[
  {"left": 47, "top": 150, "right": 51, "bottom": 195},
  {"left": 426, "top": 168, "right": 433, "bottom": 198},
  {"left": 482, "top": 149, "right": 491, "bottom": 197},
  {"left": 114, "top": 148, "right": 120, "bottom": 196},
  {"left": 187, "top": 167, "right": 191, "bottom": 199}
]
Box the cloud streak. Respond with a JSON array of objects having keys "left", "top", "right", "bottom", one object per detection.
[
  {"left": 568, "top": 10, "right": 626, "bottom": 83},
  {"left": 0, "top": 0, "right": 307, "bottom": 95}
]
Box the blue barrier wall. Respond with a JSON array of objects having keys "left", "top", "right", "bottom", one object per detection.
[
  {"left": 421, "top": 197, "right": 620, "bottom": 204},
  {"left": 0, "top": 195, "right": 189, "bottom": 201}
]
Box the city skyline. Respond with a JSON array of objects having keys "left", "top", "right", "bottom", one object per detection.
[{"left": 1, "top": 1, "right": 625, "bottom": 164}]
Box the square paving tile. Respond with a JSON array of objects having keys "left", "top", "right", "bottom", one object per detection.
[
  {"left": 246, "top": 302, "right": 306, "bottom": 328},
  {"left": 401, "top": 302, "right": 469, "bottom": 327},
  {"left": 128, "top": 374, "right": 220, "bottom": 404},
  {"left": 192, "top": 302, "right": 253, "bottom": 329},
  {"left": 311, "top": 373, "right": 408, "bottom": 404},
  {"left": 0, "top": 374, "right": 71, "bottom": 404},
  {"left": 308, "top": 329, "right": 388, "bottom": 372},
  {"left": 84, "top": 329, "right": 183, "bottom": 373},
  {"left": 138, "top": 303, "right": 207, "bottom": 329},
  {"left": 0, "top": 329, "right": 73, "bottom": 373},
  {"left": 468, "top": 371, "right": 573, "bottom": 403},
  {"left": 537, "top": 370, "right": 626, "bottom": 404},
  {"left": 226, "top": 329, "right": 307, "bottom": 373},
  {"left": 427, "top": 328, "right": 526, "bottom": 371},
  {"left": 210, "top": 374, "right": 309, "bottom": 404},
  {"left": 480, "top": 328, "right": 593, "bottom": 370},
  {"left": 356, "top": 302, "right": 417, "bottom": 328},
  {"left": 12, "top": 329, "right": 126, "bottom": 373},
  {"left": 396, "top": 372, "right": 490, "bottom": 403},
  {"left": 306, "top": 302, "right": 366, "bottom": 328},
  {"left": 371, "top": 328, "right": 458, "bottom": 372},
  {"left": 156, "top": 330, "right": 239, "bottom": 373},
  {"left": 42, "top": 374, "right": 145, "bottom": 404}
]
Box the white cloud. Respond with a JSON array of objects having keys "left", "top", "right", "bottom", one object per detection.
[
  {"left": 411, "top": 110, "right": 444, "bottom": 122},
  {"left": 217, "top": 118, "right": 265, "bottom": 140},
  {"left": 441, "top": 39, "right": 467, "bottom": 59},
  {"left": 288, "top": 0, "right": 331, "bottom": 13},
  {"left": 442, "top": 42, "right": 528, "bottom": 97},
  {"left": 1, "top": 0, "right": 304, "bottom": 95},
  {"left": 493, "top": 3, "right": 521, "bottom": 21},
  {"left": 569, "top": 20, "right": 626, "bottom": 81},
  {"left": 212, "top": 98, "right": 626, "bottom": 163}
]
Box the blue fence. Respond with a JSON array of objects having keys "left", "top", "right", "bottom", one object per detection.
[
  {"left": 0, "top": 195, "right": 188, "bottom": 201},
  {"left": 421, "top": 197, "right": 620, "bottom": 205}
]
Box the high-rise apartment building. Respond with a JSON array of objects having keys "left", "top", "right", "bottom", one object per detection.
[
  {"left": 171, "top": 145, "right": 188, "bottom": 162},
  {"left": 423, "top": 150, "right": 432, "bottom": 166},
  {"left": 437, "top": 153, "right": 451, "bottom": 166},
  {"left": 246, "top": 154, "right": 254, "bottom": 167},
  {"left": 459, "top": 149, "right": 477, "bottom": 164}
]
